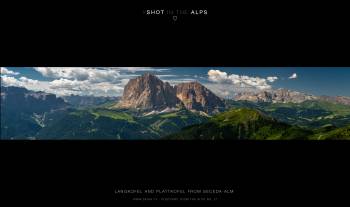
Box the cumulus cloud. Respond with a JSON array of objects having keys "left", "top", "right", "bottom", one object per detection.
[
  {"left": 267, "top": 76, "right": 278, "bottom": 82},
  {"left": 205, "top": 69, "right": 283, "bottom": 98},
  {"left": 207, "top": 70, "right": 231, "bottom": 83},
  {"left": 1, "top": 75, "right": 22, "bottom": 86},
  {"left": 1, "top": 67, "right": 20, "bottom": 75},
  {"left": 114, "top": 67, "right": 170, "bottom": 73},
  {"left": 1, "top": 76, "right": 52, "bottom": 95},
  {"left": 208, "top": 69, "right": 275, "bottom": 90},
  {"left": 203, "top": 82, "right": 239, "bottom": 98},
  {"left": 48, "top": 78, "right": 124, "bottom": 96},
  {"left": 1, "top": 75, "right": 125, "bottom": 97},
  {"left": 289, "top": 73, "right": 297, "bottom": 79},
  {"left": 167, "top": 79, "right": 198, "bottom": 85},
  {"left": 33, "top": 67, "right": 171, "bottom": 81},
  {"left": 33, "top": 67, "right": 122, "bottom": 83}
]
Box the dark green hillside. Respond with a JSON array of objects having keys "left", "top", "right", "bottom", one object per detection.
[
  {"left": 36, "top": 109, "right": 158, "bottom": 140},
  {"left": 264, "top": 101, "right": 350, "bottom": 128},
  {"left": 309, "top": 124, "right": 350, "bottom": 140},
  {"left": 36, "top": 108, "right": 207, "bottom": 140},
  {"left": 225, "top": 100, "right": 350, "bottom": 128},
  {"left": 137, "top": 110, "right": 208, "bottom": 136},
  {"left": 1, "top": 86, "right": 68, "bottom": 139},
  {"left": 165, "top": 108, "right": 312, "bottom": 140}
]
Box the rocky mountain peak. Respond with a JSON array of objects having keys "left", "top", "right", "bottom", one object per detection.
[
  {"left": 116, "top": 75, "right": 224, "bottom": 114},
  {"left": 116, "top": 73, "right": 180, "bottom": 110},
  {"left": 175, "top": 81, "right": 225, "bottom": 114}
]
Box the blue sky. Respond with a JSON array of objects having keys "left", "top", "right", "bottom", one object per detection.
[{"left": 1, "top": 67, "right": 349, "bottom": 97}]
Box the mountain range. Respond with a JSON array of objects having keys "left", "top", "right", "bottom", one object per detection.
[
  {"left": 1, "top": 86, "right": 68, "bottom": 138},
  {"left": 234, "top": 89, "right": 350, "bottom": 105},
  {"left": 62, "top": 95, "right": 119, "bottom": 108},
  {"left": 1, "top": 73, "right": 350, "bottom": 140}
]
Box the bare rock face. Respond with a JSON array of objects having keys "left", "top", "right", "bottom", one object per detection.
[
  {"left": 175, "top": 82, "right": 225, "bottom": 114},
  {"left": 235, "top": 89, "right": 317, "bottom": 103},
  {"left": 116, "top": 74, "right": 224, "bottom": 114},
  {"left": 117, "top": 73, "right": 180, "bottom": 110},
  {"left": 234, "top": 91, "right": 273, "bottom": 102},
  {"left": 271, "top": 89, "right": 317, "bottom": 103}
]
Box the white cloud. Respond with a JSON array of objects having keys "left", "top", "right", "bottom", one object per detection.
[
  {"left": 49, "top": 78, "right": 88, "bottom": 90},
  {"left": 1, "top": 75, "right": 125, "bottom": 97},
  {"left": 156, "top": 74, "right": 178, "bottom": 78},
  {"left": 289, "top": 73, "right": 297, "bottom": 79},
  {"left": 1, "top": 67, "right": 19, "bottom": 75},
  {"left": 1, "top": 75, "right": 22, "bottom": 86},
  {"left": 167, "top": 79, "right": 198, "bottom": 85},
  {"left": 33, "top": 67, "right": 171, "bottom": 82},
  {"left": 208, "top": 69, "right": 274, "bottom": 90},
  {"left": 207, "top": 70, "right": 231, "bottom": 83},
  {"left": 203, "top": 83, "right": 237, "bottom": 98},
  {"left": 2, "top": 67, "right": 173, "bottom": 97},
  {"left": 2, "top": 75, "right": 55, "bottom": 94},
  {"left": 1, "top": 68, "right": 283, "bottom": 98},
  {"left": 113, "top": 67, "right": 170, "bottom": 73},
  {"left": 33, "top": 67, "right": 121, "bottom": 83},
  {"left": 48, "top": 78, "right": 124, "bottom": 96},
  {"left": 267, "top": 76, "right": 278, "bottom": 82}
]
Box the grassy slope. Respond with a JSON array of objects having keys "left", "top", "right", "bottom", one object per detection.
[
  {"left": 32, "top": 100, "right": 350, "bottom": 140},
  {"left": 37, "top": 109, "right": 158, "bottom": 140},
  {"left": 36, "top": 108, "right": 207, "bottom": 140},
  {"left": 309, "top": 124, "right": 350, "bottom": 140},
  {"left": 136, "top": 110, "right": 208, "bottom": 136},
  {"left": 226, "top": 100, "right": 350, "bottom": 128},
  {"left": 165, "top": 108, "right": 312, "bottom": 140}
]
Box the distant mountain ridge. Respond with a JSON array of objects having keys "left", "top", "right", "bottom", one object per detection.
[
  {"left": 234, "top": 88, "right": 350, "bottom": 105},
  {"left": 62, "top": 95, "right": 119, "bottom": 108},
  {"left": 318, "top": 95, "right": 350, "bottom": 106},
  {"left": 1, "top": 86, "right": 68, "bottom": 114},
  {"left": 1, "top": 86, "right": 68, "bottom": 139}
]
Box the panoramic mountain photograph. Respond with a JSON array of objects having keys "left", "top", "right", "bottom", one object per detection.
[{"left": 1, "top": 67, "right": 350, "bottom": 140}]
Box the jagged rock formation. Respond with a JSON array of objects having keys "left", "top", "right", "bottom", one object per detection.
[
  {"left": 175, "top": 82, "right": 225, "bottom": 114},
  {"left": 234, "top": 88, "right": 350, "bottom": 106},
  {"left": 115, "top": 73, "right": 224, "bottom": 114},
  {"left": 116, "top": 73, "right": 180, "bottom": 110},
  {"left": 234, "top": 88, "right": 317, "bottom": 103}
]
